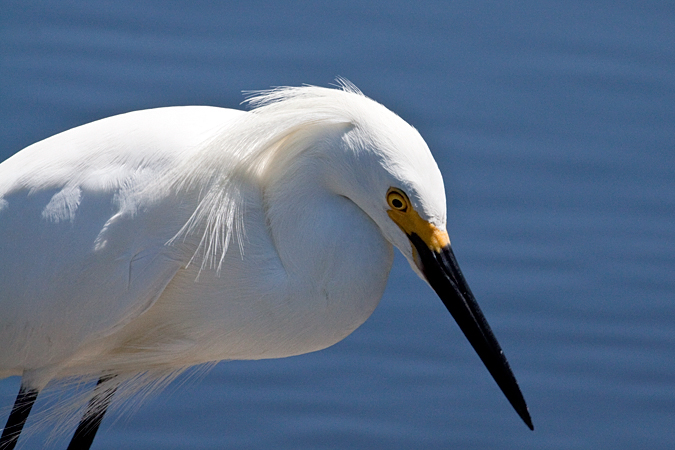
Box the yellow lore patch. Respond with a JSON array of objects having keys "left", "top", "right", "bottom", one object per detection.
[{"left": 386, "top": 188, "right": 449, "bottom": 253}]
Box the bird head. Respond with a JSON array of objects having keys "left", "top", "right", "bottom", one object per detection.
[{"left": 316, "top": 88, "right": 534, "bottom": 430}]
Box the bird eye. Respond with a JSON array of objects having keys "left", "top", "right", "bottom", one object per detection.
[{"left": 387, "top": 188, "right": 409, "bottom": 212}]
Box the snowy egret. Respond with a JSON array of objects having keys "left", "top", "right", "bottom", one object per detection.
[{"left": 0, "top": 82, "right": 532, "bottom": 449}]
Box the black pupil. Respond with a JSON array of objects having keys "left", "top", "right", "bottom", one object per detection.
[{"left": 392, "top": 198, "right": 403, "bottom": 209}]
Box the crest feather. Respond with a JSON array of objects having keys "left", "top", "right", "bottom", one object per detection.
[{"left": 166, "top": 81, "right": 379, "bottom": 273}]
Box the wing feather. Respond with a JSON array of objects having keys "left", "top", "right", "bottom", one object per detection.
[{"left": 0, "top": 106, "right": 243, "bottom": 372}]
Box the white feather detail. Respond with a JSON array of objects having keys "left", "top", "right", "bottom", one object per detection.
[
  {"left": 41, "top": 185, "right": 82, "bottom": 224},
  {"left": 164, "top": 81, "right": 389, "bottom": 274}
]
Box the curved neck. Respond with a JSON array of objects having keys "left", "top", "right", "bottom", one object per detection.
[{"left": 262, "top": 148, "right": 393, "bottom": 338}]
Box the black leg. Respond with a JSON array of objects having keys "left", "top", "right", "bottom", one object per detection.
[
  {"left": 66, "top": 376, "right": 117, "bottom": 450},
  {"left": 0, "top": 385, "right": 39, "bottom": 450}
]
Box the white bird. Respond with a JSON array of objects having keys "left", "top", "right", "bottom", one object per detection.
[{"left": 0, "top": 82, "right": 532, "bottom": 449}]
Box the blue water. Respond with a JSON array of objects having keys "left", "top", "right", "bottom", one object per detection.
[{"left": 1, "top": 1, "right": 674, "bottom": 448}]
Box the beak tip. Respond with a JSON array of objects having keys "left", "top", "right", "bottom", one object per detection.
[
  {"left": 500, "top": 375, "right": 534, "bottom": 430},
  {"left": 522, "top": 411, "right": 534, "bottom": 431},
  {"left": 506, "top": 381, "right": 533, "bottom": 430}
]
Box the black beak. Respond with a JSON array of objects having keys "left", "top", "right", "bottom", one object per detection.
[{"left": 409, "top": 233, "right": 533, "bottom": 430}]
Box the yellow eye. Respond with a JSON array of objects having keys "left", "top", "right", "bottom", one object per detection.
[{"left": 387, "top": 188, "right": 409, "bottom": 212}]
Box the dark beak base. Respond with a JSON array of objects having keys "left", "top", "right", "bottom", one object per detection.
[{"left": 409, "top": 233, "right": 533, "bottom": 430}]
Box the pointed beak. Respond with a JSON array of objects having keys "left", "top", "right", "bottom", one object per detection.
[{"left": 408, "top": 232, "right": 534, "bottom": 430}]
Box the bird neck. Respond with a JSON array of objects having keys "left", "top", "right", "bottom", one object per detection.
[{"left": 262, "top": 149, "right": 393, "bottom": 336}]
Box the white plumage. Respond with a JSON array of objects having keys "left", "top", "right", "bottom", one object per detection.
[{"left": 0, "top": 82, "right": 531, "bottom": 449}]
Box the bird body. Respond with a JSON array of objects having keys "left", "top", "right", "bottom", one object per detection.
[
  {"left": 0, "top": 83, "right": 531, "bottom": 449},
  {"left": 0, "top": 97, "right": 401, "bottom": 383}
]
